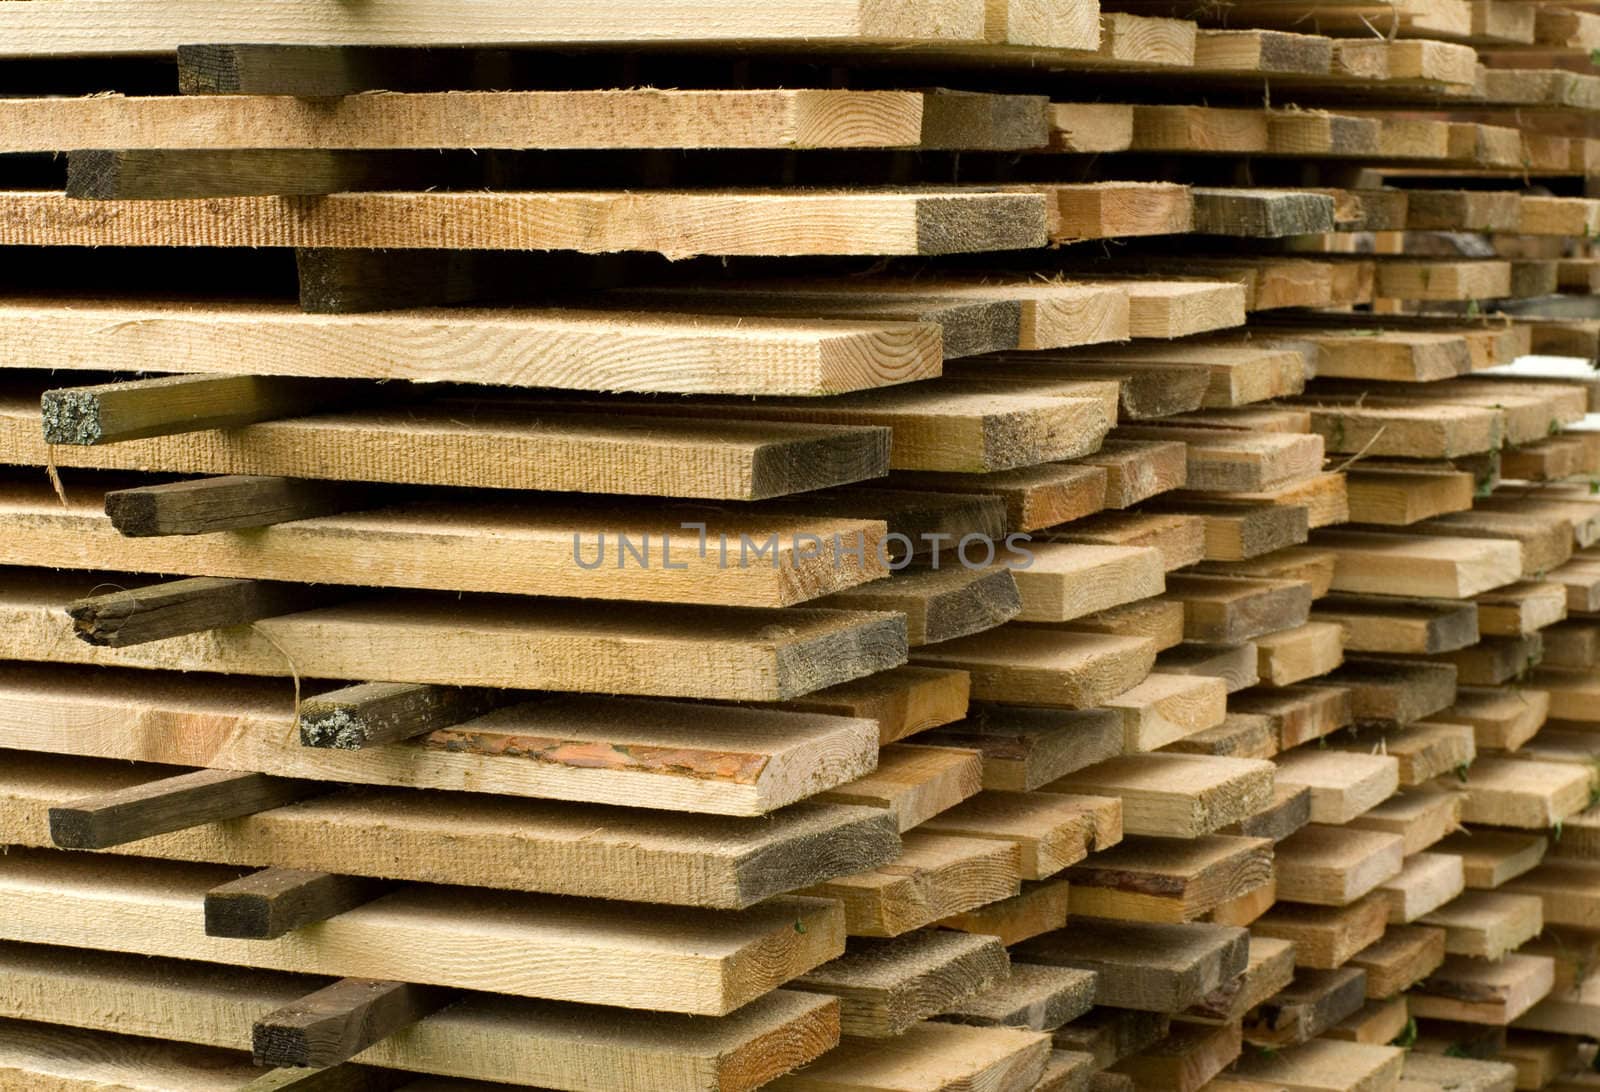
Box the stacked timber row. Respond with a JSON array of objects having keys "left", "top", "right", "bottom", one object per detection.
[{"left": 2, "top": 1, "right": 1600, "bottom": 1090}]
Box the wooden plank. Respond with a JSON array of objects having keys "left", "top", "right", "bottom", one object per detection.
[
  {"left": 1230, "top": 1039, "right": 1405, "bottom": 1092},
  {"left": 1230, "top": 684, "right": 1352, "bottom": 749},
  {"left": 1411, "top": 954, "right": 1556, "bottom": 1025},
  {"left": 0, "top": 751, "right": 899, "bottom": 909},
  {"left": 766, "top": 1021, "right": 1051, "bottom": 1092},
  {"left": 1346, "top": 788, "right": 1464, "bottom": 857},
  {"left": 66, "top": 577, "right": 326, "bottom": 648},
  {"left": 1043, "top": 753, "right": 1275, "bottom": 838},
  {"left": 1377, "top": 852, "right": 1465, "bottom": 924},
  {"left": 1349, "top": 925, "right": 1447, "bottom": 1000},
  {"left": 0, "top": 664, "right": 886, "bottom": 817},
  {"left": 1311, "top": 596, "right": 1478, "bottom": 655},
  {"left": 1016, "top": 920, "right": 1249, "bottom": 1012},
  {"left": 1436, "top": 830, "right": 1547, "bottom": 890},
  {"left": 1315, "top": 530, "right": 1523, "bottom": 599},
  {"left": 937, "top": 964, "right": 1097, "bottom": 1031},
  {"left": 0, "top": 0, "right": 1107, "bottom": 53},
  {"left": 1051, "top": 1009, "right": 1168, "bottom": 1070},
  {"left": 1112, "top": 425, "right": 1323, "bottom": 493},
  {"left": 1255, "top": 622, "right": 1344, "bottom": 687},
  {"left": 254, "top": 978, "right": 448, "bottom": 1068},
  {"left": 939, "top": 877, "right": 1070, "bottom": 946},
  {"left": 1161, "top": 573, "right": 1313, "bottom": 643},
  {"left": 1112, "top": 1019, "right": 1241, "bottom": 1092},
  {"left": 889, "top": 464, "right": 1107, "bottom": 533},
  {"left": 775, "top": 665, "right": 966, "bottom": 747},
  {"left": 0, "top": 303, "right": 948, "bottom": 397},
  {"left": 1450, "top": 756, "right": 1591, "bottom": 829},
  {"left": 1252, "top": 894, "right": 1391, "bottom": 971},
  {"left": 1344, "top": 466, "right": 1475, "bottom": 526},
  {"left": 0, "top": 574, "right": 906, "bottom": 702},
  {"left": 0, "top": 89, "right": 1052, "bottom": 153},
  {"left": 1273, "top": 748, "right": 1400, "bottom": 824},
  {"left": 815, "top": 566, "right": 1021, "bottom": 647},
  {"left": 1441, "top": 686, "right": 1549, "bottom": 752},
  {"left": 1046, "top": 512, "right": 1206, "bottom": 573},
  {"left": 1104, "top": 672, "right": 1228, "bottom": 752},
  {"left": 1185, "top": 936, "right": 1297, "bottom": 1024},
  {"left": 1, "top": 395, "right": 895, "bottom": 499},
  {"left": 0, "top": 1018, "right": 371, "bottom": 1092},
  {"left": 1064, "top": 834, "right": 1273, "bottom": 923},
  {"left": 1156, "top": 642, "right": 1260, "bottom": 694},
  {"left": 800, "top": 831, "right": 1020, "bottom": 938},
  {"left": 1076, "top": 440, "right": 1189, "bottom": 508},
  {"left": 912, "top": 627, "right": 1156, "bottom": 709},
  {"left": 794, "top": 932, "right": 1009, "bottom": 1038},
  {"left": 0, "top": 940, "right": 842, "bottom": 1090},
  {"left": 1274, "top": 824, "right": 1405, "bottom": 907},
  {"left": 0, "top": 189, "right": 1049, "bottom": 257},
  {"left": 919, "top": 790, "right": 1121, "bottom": 880},
  {"left": 919, "top": 707, "right": 1123, "bottom": 791},
  {"left": 207, "top": 869, "right": 390, "bottom": 940},
  {"left": 50, "top": 768, "right": 317, "bottom": 850},
  {"left": 1006, "top": 543, "right": 1166, "bottom": 624},
  {"left": 1224, "top": 781, "right": 1313, "bottom": 843},
  {"left": 0, "top": 849, "right": 844, "bottom": 1015},
  {"left": 814, "top": 744, "right": 984, "bottom": 834},
  {"left": 1243, "top": 967, "right": 1368, "bottom": 1049},
  {"left": 1420, "top": 890, "right": 1545, "bottom": 960},
  {"left": 1327, "top": 721, "right": 1474, "bottom": 787}
]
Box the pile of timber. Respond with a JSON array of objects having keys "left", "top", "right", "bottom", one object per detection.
[{"left": 8, "top": 1, "right": 1600, "bottom": 1090}]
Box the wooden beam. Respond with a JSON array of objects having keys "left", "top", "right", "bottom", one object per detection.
[
  {"left": 763, "top": 1021, "right": 1051, "bottom": 1091},
  {"left": 207, "top": 868, "right": 391, "bottom": 940},
  {"left": 49, "top": 768, "right": 317, "bottom": 850},
  {"left": 105, "top": 476, "right": 364, "bottom": 537},
  {"left": 254, "top": 977, "right": 449, "bottom": 1067},
  {"left": 298, "top": 683, "right": 504, "bottom": 750},
  {"left": 41, "top": 374, "right": 345, "bottom": 445},
  {"left": 67, "top": 577, "right": 326, "bottom": 647},
  {"left": 937, "top": 964, "right": 1097, "bottom": 1031}
]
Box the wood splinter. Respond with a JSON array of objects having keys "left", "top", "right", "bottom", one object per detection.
[
  {"left": 206, "top": 867, "right": 394, "bottom": 940},
  {"left": 66, "top": 575, "right": 328, "bottom": 647},
  {"left": 252, "top": 976, "right": 451, "bottom": 1069},
  {"left": 48, "top": 768, "right": 320, "bottom": 850},
  {"left": 298, "top": 681, "right": 507, "bottom": 750}
]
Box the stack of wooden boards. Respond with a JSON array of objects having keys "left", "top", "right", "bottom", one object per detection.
[{"left": 8, "top": 0, "right": 1600, "bottom": 1090}]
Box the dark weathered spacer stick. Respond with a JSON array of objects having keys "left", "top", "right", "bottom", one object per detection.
[
  {"left": 253, "top": 977, "right": 453, "bottom": 1069},
  {"left": 105, "top": 475, "right": 370, "bottom": 537},
  {"left": 66, "top": 576, "right": 329, "bottom": 647},
  {"left": 299, "top": 681, "right": 508, "bottom": 750},
  {"left": 49, "top": 769, "right": 321, "bottom": 850},
  {"left": 206, "top": 868, "right": 394, "bottom": 940},
  {"left": 66, "top": 148, "right": 405, "bottom": 200},
  {"left": 41, "top": 373, "right": 348, "bottom": 446},
  {"left": 176, "top": 43, "right": 511, "bottom": 96}
]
